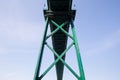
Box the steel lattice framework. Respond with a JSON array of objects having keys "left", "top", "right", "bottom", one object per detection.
[{"left": 33, "top": 0, "right": 85, "bottom": 80}]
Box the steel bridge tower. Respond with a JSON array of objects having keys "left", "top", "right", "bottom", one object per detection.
[{"left": 33, "top": 0, "right": 85, "bottom": 80}]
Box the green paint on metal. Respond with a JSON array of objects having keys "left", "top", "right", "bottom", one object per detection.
[
  {"left": 71, "top": 19, "right": 85, "bottom": 80},
  {"left": 33, "top": 18, "right": 49, "bottom": 80},
  {"left": 46, "top": 42, "right": 79, "bottom": 79},
  {"left": 33, "top": 17, "right": 85, "bottom": 80},
  {"left": 50, "top": 20, "right": 73, "bottom": 40},
  {"left": 33, "top": 0, "right": 86, "bottom": 80},
  {"left": 40, "top": 42, "right": 73, "bottom": 79},
  {"left": 46, "top": 20, "right": 68, "bottom": 40}
]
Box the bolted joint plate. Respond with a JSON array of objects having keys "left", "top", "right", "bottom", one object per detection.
[{"left": 43, "top": 10, "right": 76, "bottom": 21}]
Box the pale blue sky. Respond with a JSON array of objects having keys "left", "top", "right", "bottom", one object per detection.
[{"left": 0, "top": 0, "right": 120, "bottom": 80}]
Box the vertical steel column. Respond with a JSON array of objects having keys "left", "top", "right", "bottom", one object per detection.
[
  {"left": 70, "top": 19, "right": 85, "bottom": 80},
  {"left": 33, "top": 17, "right": 49, "bottom": 80}
]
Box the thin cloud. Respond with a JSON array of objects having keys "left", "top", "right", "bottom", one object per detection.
[
  {"left": 86, "top": 29, "right": 120, "bottom": 55},
  {"left": 0, "top": 22, "right": 44, "bottom": 55},
  {"left": 0, "top": 0, "right": 44, "bottom": 52},
  {"left": 5, "top": 72, "right": 17, "bottom": 79}
]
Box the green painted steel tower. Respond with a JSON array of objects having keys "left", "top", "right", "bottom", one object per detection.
[{"left": 33, "top": 0, "right": 85, "bottom": 80}]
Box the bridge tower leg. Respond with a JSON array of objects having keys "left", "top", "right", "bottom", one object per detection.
[
  {"left": 33, "top": 17, "right": 85, "bottom": 80},
  {"left": 33, "top": 0, "right": 85, "bottom": 80}
]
